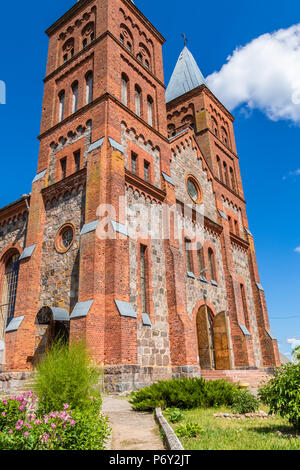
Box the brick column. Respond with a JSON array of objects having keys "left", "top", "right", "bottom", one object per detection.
[{"left": 5, "top": 173, "right": 47, "bottom": 370}]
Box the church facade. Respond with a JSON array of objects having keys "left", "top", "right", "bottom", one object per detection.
[{"left": 0, "top": 0, "right": 280, "bottom": 390}]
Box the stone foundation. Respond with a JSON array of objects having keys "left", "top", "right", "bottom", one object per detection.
[
  {"left": 104, "top": 364, "right": 201, "bottom": 392},
  {"left": 0, "top": 372, "right": 34, "bottom": 394}
]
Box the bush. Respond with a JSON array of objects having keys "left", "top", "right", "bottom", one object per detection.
[
  {"left": 34, "top": 340, "right": 101, "bottom": 414},
  {"left": 165, "top": 408, "right": 184, "bottom": 423},
  {"left": 175, "top": 422, "right": 202, "bottom": 438},
  {"left": 0, "top": 402, "right": 110, "bottom": 450},
  {"left": 0, "top": 391, "right": 38, "bottom": 432},
  {"left": 259, "top": 363, "right": 300, "bottom": 430},
  {"left": 129, "top": 378, "right": 238, "bottom": 411},
  {"left": 231, "top": 389, "right": 259, "bottom": 414}
]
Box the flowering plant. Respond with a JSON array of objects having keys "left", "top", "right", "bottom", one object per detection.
[{"left": 0, "top": 395, "right": 110, "bottom": 450}]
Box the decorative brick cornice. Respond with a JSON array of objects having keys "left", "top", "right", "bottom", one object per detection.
[
  {"left": 125, "top": 169, "right": 166, "bottom": 203},
  {"left": 41, "top": 168, "right": 86, "bottom": 204},
  {"left": 230, "top": 232, "right": 250, "bottom": 251},
  {"left": 0, "top": 197, "right": 30, "bottom": 225}
]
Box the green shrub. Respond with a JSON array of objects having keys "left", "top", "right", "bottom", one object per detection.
[
  {"left": 130, "top": 378, "right": 238, "bottom": 411},
  {"left": 231, "top": 389, "right": 259, "bottom": 414},
  {"left": 34, "top": 339, "right": 101, "bottom": 414},
  {"left": 0, "top": 391, "right": 38, "bottom": 432},
  {"left": 0, "top": 403, "right": 110, "bottom": 450},
  {"left": 259, "top": 363, "right": 300, "bottom": 430},
  {"left": 175, "top": 422, "right": 202, "bottom": 438},
  {"left": 165, "top": 408, "right": 184, "bottom": 423}
]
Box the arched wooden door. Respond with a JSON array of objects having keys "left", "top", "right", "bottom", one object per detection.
[
  {"left": 196, "top": 306, "right": 216, "bottom": 370},
  {"left": 196, "top": 307, "right": 231, "bottom": 370}
]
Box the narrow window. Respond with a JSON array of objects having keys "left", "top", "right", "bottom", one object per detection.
[
  {"left": 208, "top": 248, "right": 216, "bottom": 282},
  {"left": 90, "top": 32, "right": 95, "bottom": 42},
  {"left": 135, "top": 85, "right": 141, "bottom": 117},
  {"left": 217, "top": 156, "right": 223, "bottom": 181},
  {"left": 58, "top": 91, "right": 65, "bottom": 122},
  {"left": 137, "top": 53, "right": 143, "bottom": 63},
  {"left": 230, "top": 167, "right": 236, "bottom": 191},
  {"left": 63, "top": 53, "right": 68, "bottom": 63},
  {"left": 131, "top": 152, "right": 137, "bottom": 174},
  {"left": 72, "top": 82, "right": 78, "bottom": 114},
  {"left": 234, "top": 220, "right": 240, "bottom": 237},
  {"left": 121, "top": 74, "right": 128, "bottom": 106},
  {"left": 147, "top": 96, "right": 153, "bottom": 126},
  {"left": 127, "top": 42, "right": 132, "bottom": 52},
  {"left": 197, "top": 243, "right": 204, "bottom": 276},
  {"left": 228, "top": 216, "right": 233, "bottom": 233},
  {"left": 120, "top": 34, "right": 124, "bottom": 45},
  {"left": 1, "top": 254, "right": 20, "bottom": 328},
  {"left": 83, "top": 38, "right": 88, "bottom": 49},
  {"left": 71, "top": 48, "right": 74, "bottom": 58},
  {"left": 60, "top": 158, "right": 67, "bottom": 179},
  {"left": 140, "top": 245, "right": 148, "bottom": 314},
  {"left": 185, "top": 238, "right": 193, "bottom": 273},
  {"left": 145, "top": 59, "right": 150, "bottom": 69},
  {"left": 240, "top": 284, "right": 251, "bottom": 331},
  {"left": 144, "top": 161, "right": 150, "bottom": 182},
  {"left": 74, "top": 150, "right": 81, "bottom": 172},
  {"left": 223, "top": 162, "right": 229, "bottom": 186},
  {"left": 86, "top": 72, "right": 93, "bottom": 105}
]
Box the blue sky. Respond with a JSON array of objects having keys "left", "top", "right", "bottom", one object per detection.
[{"left": 0, "top": 0, "right": 299, "bottom": 359}]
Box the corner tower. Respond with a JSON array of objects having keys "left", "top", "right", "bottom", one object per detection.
[{"left": 166, "top": 46, "right": 280, "bottom": 370}]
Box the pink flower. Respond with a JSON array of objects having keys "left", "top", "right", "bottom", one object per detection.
[
  {"left": 15, "top": 425, "right": 22, "bottom": 431},
  {"left": 19, "top": 406, "right": 25, "bottom": 412},
  {"left": 1, "top": 412, "right": 6, "bottom": 416},
  {"left": 63, "top": 404, "right": 69, "bottom": 410},
  {"left": 51, "top": 423, "right": 56, "bottom": 429},
  {"left": 24, "top": 432, "right": 29, "bottom": 438},
  {"left": 70, "top": 420, "right": 76, "bottom": 427},
  {"left": 35, "top": 419, "right": 42, "bottom": 425},
  {"left": 8, "top": 430, "right": 13, "bottom": 435},
  {"left": 41, "top": 433, "right": 50, "bottom": 444}
]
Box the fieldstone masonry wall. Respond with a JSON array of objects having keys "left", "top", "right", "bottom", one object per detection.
[{"left": 39, "top": 186, "right": 85, "bottom": 313}]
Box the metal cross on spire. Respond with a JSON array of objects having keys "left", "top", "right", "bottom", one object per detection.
[{"left": 181, "top": 33, "right": 188, "bottom": 47}]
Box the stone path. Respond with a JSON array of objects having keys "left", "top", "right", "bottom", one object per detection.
[{"left": 102, "top": 395, "right": 164, "bottom": 451}]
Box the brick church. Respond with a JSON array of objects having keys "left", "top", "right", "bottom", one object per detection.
[{"left": 0, "top": 0, "right": 280, "bottom": 390}]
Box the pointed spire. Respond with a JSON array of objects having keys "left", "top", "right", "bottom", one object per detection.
[{"left": 166, "top": 46, "right": 206, "bottom": 103}]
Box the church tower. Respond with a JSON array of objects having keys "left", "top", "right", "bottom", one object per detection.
[{"left": 1, "top": 1, "right": 280, "bottom": 390}]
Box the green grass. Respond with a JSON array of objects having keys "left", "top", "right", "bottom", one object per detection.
[{"left": 166, "top": 407, "right": 300, "bottom": 450}]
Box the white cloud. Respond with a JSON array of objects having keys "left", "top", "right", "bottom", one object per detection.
[
  {"left": 294, "top": 247, "right": 300, "bottom": 253},
  {"left": 287, "top": 338, "right": 300, "bottom": 348},
  {"left": 206, "top": 24, "right": 300, "bottom": 124}
]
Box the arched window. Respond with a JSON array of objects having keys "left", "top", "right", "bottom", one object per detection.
[
  {"left": 135, "top": 85, "right": 141, "bottom": 117},
  {"left": 1, "top": 253, "right": 20, "bottom": 330},
  {"left": 230, "top": 167, "right": 236, "bottom": 192},
  {"left": 208, "top": 248, "right": 216, "bottom": 283},
  {"left": 197, "top": 243, "right": 205, "bottom": 277},
  {"left": 223, "top": 162, "right": 229, "bottom": 187},
  {"left": 82, "top": 22, "right": 95, "bottom": 49},
  {"left": 85, "top": 72, "right": 93, "bottom": 105},
  {"left": 147, "top": 96, "right": 153, "bottom": 126},
  {"left": 217, "top": 156, "right": 223, "bottom": 181},
  {"left": 221, "top": 126, "right": 229, "bottom": 146},
  {"left": 62, "top": 38, "right": 74, "bottom": 64},
  {"left": 127, "top": 42, "right": 132, "bottom": 52},
  {"left": 185, "top": 238, "right": 193, "bottom": 273},
  {"left": 145, "top": 59, "right": 150, "bottom": 69},
  {"left": 121, "top": 73, "right": 129, "bottom": 106},
  {"left": 212, "top": 116, "right": 219, "bottom": 137},
  {"left": 58, "top": 90, "right": 65, "bottom": 122},
  {"left": 137, "top": 53, "right": 143, "bottom": 63},
  {"left": 71, "top": 81, "right": 78, "bottom": 114},
  {"left": 120, "top": 34, "right": 124, "bottom": 45}
]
